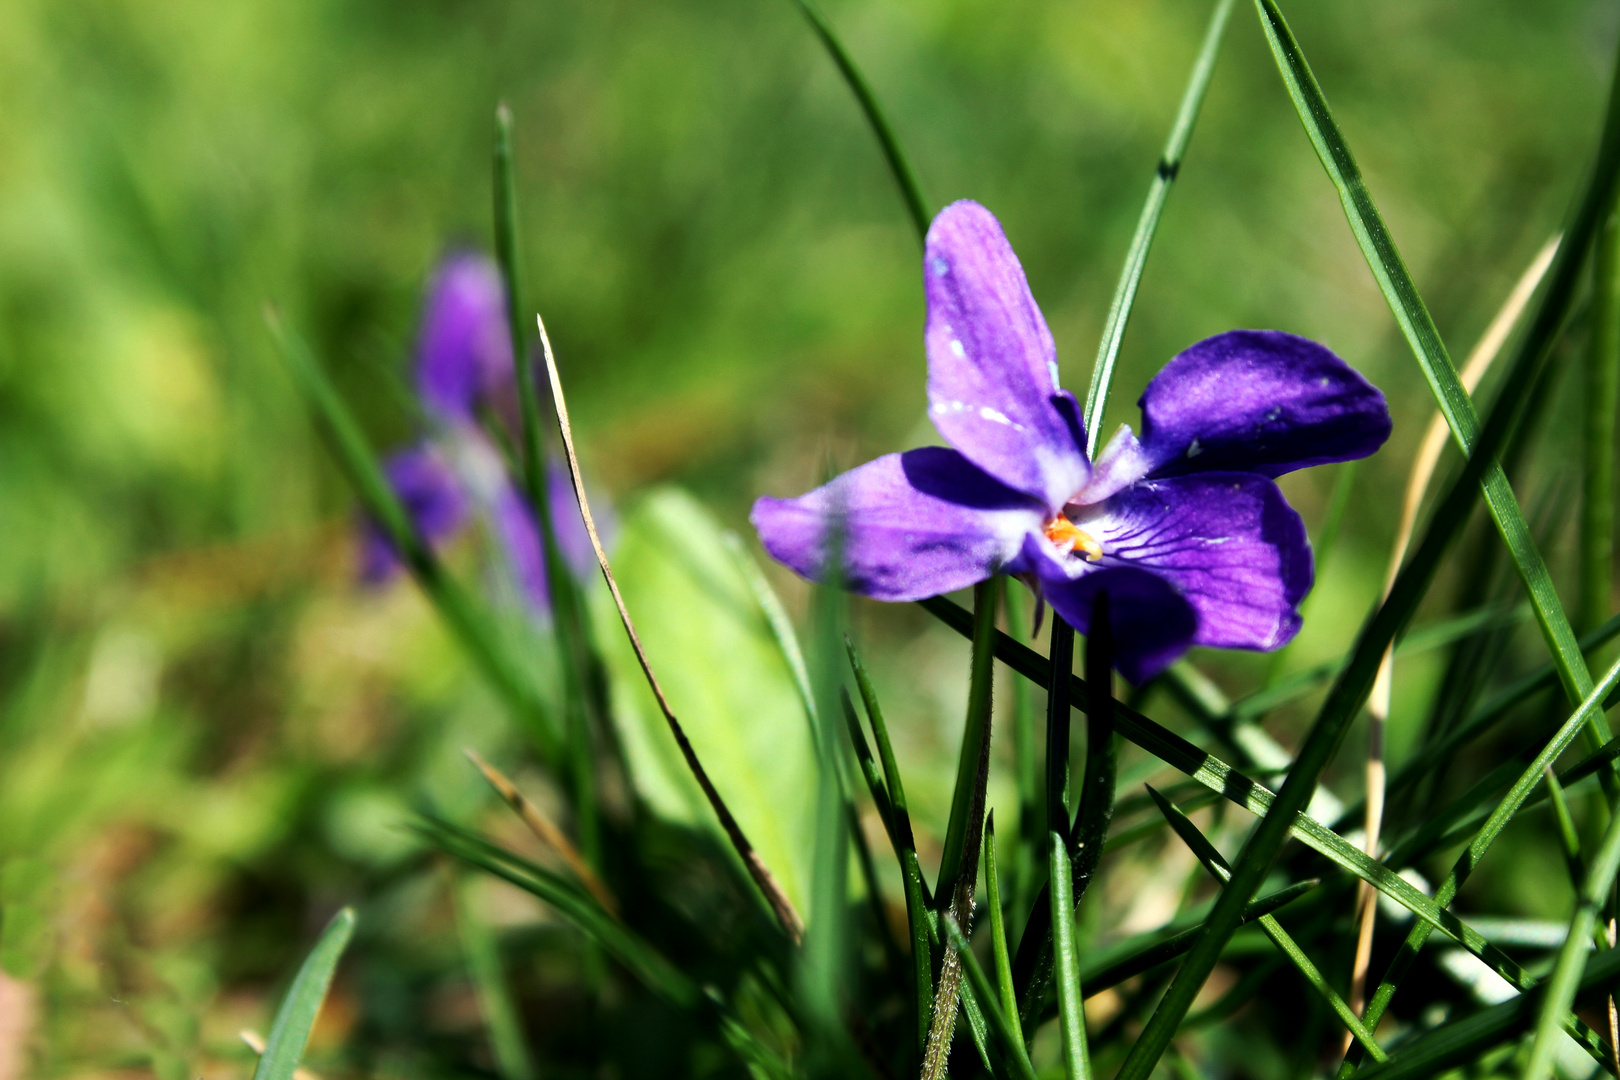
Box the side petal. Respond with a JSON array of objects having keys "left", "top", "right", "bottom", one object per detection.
[
  {"left": 924, "top": 200, "right": 1088, "bottom": 507},
  {"left": 1089, "top": 473, "right": 1313, "bottom": 652},
  {"left": 359, "top": 445, "right": 469, "bottom": 583},
  {"left": 751, "top": 447, "right": 1045, "bottom": 602},
  {"left": 1138, "top": 330, "right": 1391, "bottom": 479},
  {"left": 1032, "top": 558, "right": 1198, "bottom": 685},
  {"left": 416, "top": 253, "right": 515, "bottom": 420}
]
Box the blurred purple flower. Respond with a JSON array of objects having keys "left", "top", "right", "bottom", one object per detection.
[
  {"left": 359, "top": 251, "right": 609, "bottom": 611},
  {"left": 751, "top": 201, "right": 1390, "bottom": 682}
]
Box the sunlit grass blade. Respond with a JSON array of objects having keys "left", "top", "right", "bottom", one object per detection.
[
  {"left": 454, "top": 872, "right": 536, "bottom": 1080},
  {"left": 786, "top": 0, "right": 930, "bottom": 243},
  {"left": 922, "top": 577, "right": 1000, "bottom": 1080},
  {"left": 1257, "top": 0, "right": 1620, "bottom": 727},
  {"left": 266, "top": 312, "right": 561, "bottom": 762},
  {"left": 1523, "top": 783, "right": 1620, "bottom": 1080},
  {"left": 982, "top": 814, "right": 1023, "bottom": 1059},
  {"left": 541, "top": 316, "right": 805, "bottom": 943},
  {"left": 1349, "top": 945, "right": 1620, "bottom": 1080},
  {"left": 942, "top": 913, "right": 1040, "bottom": 1080},
  {"left": 1145, "top": 787, "right": 1385, "bottom": 1063},
  {"left": 1584, "top": 206, "right": 1620, "bottom": 636},
  {"left": 250, "top": 907, "right": 356, "bottom": 1080},
  {"left": 1049, "top": 832, "right": 1091, "bottom": 1079},
  {"left": 1083, "top": 0, "right": 1235, "bottom": 451},
  {"left": 416, "top": 817, "right": 700, "bottom": 1007}
]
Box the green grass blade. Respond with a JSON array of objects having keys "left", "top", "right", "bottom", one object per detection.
[
  {"left": 267, "top": 312, "right": 560, "bottom": 763},
  {"left": 454, "top": 873, "right": 536, "bottom": 1080},
  {"left": 1145, "top": 787, "right": 1385, "bottom": 1062},
  {"left": 1083, "top": 0, "right": 1235, "bottom": 452},
  {"left": 1257, "top": 0, "right": 1620, "bottom": 727},
  {"left": 1049, "top": 833, "right": 1091, "bottom": 1080},
  {"left": 1350, "top": 945, "right": 1620, "bottom": 1080},
  {"left": 1071, "top": 598, "right": 1119, "bottom": 903},
  {"left": 1004, "top": 586, "right": 1044, "bottom": 924},
  {"left": 1523, "top": 782, "right": 1620, "bottom": 1080},
  {"left": 943, "top": 914, "right": 1040, "bottom": 1080},
  {"left": 1584, "top": 204, "right": 1620, "bottom": 635},
  {"left": 983, "top": 814, "right": 1024, "bottom": 1059},
  {"left": 840, "top": 687, "right": 896, "bottom": 841},
  {"left": 787, "top": 0, "right": 930, "bottom": 244},
  {"left": 250, "top": 908, "right": 356, "bottom": 1080}
]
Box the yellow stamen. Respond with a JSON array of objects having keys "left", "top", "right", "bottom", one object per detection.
[{"left": 1045, "top": 516, "right": 1103, "bottom": 562}]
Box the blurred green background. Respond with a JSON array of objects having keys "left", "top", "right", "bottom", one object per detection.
[{"left": 1, "top": 0, "right": 1617, "bottom": 1075}]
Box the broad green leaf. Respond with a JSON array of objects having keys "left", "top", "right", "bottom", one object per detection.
[
  {"left": 591, "top": 487, "right": 816, "bottom": 913},
  {"left": 250, "top": 907, "right": 355, "bottom": 1080}
]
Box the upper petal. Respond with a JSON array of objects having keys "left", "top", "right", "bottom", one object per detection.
[
  {"left": 751, "top": 447, "right": 1045, "bottom": 602},
  {"left": 924, "top": 201, "right": 1088, "bottom": 508},
  {"left": 1137, "top": 330, "right": 1391, "bottom": 479},
  {"left": 416, "top": 253, "right": 515, "bottom": 420},
  {"left": 1089, "top": 472, "right": 1313, "bottom": 651}
]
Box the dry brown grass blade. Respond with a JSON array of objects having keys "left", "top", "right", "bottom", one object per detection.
[
  {"left": 1344, "top": 235, "right": 1560, "bottom": 1041},
  {"left": 464, "top": 748, "right": 620, "bottom": 915},
  {"left": 240, "top": 1030, "right": 321, "bottom": 1080},
  {"left": 536, "top": 313, "right": 806, "bottom": 945}
]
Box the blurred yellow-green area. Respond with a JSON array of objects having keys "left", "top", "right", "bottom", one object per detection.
[{"left": 1, "top": 0, "right": 1615, "bottom": 1075}]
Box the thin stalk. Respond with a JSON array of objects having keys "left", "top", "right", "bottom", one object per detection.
[
  {"left": 1071, "top": 596, "right": 1119, "bottom": 908},
  {"left": 1083, "top": 0, "right": 1236, "bottom": 452},
  {"left": 1585, "top": 205, "right": 1620, "bottom": 635},
  {"left": 921, "top": 577, "right": 1001, "bottom": 1080},
  {"left": 1005, "top": 586, "right": 1043, "bottom": 928},
  {"left": 1046, "top": 617, "right": 1077, "bottom": 841},
  {"left": 787, "top": 0, "right": 930, "bottom": 244},
  {"left": 1050, "top": 834, "right": 1091, "bottom": 1080}
]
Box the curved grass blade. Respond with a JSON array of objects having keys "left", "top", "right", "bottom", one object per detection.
[
  {"left": 786, "top": 0, "right": 930, "bottom": 243},
  {"left": 1350, "top": 944, "right": 1620, "bottom": 1080},
  {"left": 1082, "top": 0, "right": 1236, "bottom": 452},
  {"left": 1257, "top": 0, "right": 1620, "bottom": 730},
  {"left": 250, "top": 908, "right": 356, "bottom": 1080},
  {"left": 1146, "top": 787, "right": 1385, "bottom": 1062},
  {"left": 942, "top": 915, "right": 1039, "bottom": 1080},
  {"left": 266, "top": 312, "right": 561, "bottom": 762},
  {"left": 540, "top": 315, "right": 805, "bottom": 944}
]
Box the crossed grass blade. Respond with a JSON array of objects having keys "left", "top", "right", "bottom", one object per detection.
[
  {"left": 941, "top": 914, "right": 1039, "bottom": 1080},
  {"left": 249, "top": 908, "right": 356, "bottom": 1080},
  {"left": 1145, "top": 787, "right": 1385, "bottom": 1062},
  {"left": 920, "top": 595, "right": 1614, "bottom": 1057},
  {"left": 1082, "top": 0, "right": 1235, "bottom": 451},
  {"left": 266, "top": 313, "right": 562, "bottom": 764}
]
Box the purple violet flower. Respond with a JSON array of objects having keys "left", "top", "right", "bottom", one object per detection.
[
  {"left": 751, "top": 201, "right": 1391, "bottom": 682},
  {"left": 359, "top": 252, "right": 608, "bottom": 611}
]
